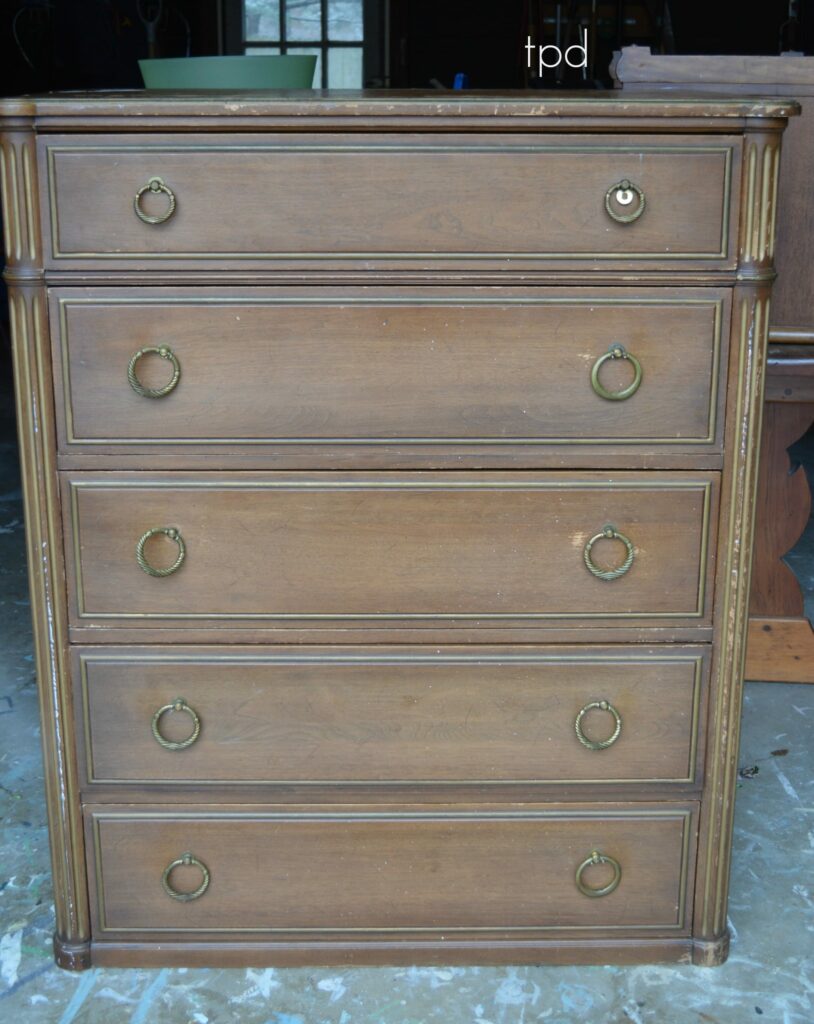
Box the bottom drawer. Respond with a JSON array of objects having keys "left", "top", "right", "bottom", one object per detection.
[{"left": 86, "top": 805, "right": 696, "bottom": 937}]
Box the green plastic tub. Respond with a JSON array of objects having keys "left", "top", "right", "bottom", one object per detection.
[{"left": 139, "top": 55, "right": 317, "bottom": 90}]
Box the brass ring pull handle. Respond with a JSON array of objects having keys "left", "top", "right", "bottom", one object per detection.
[
  {"left": 161, "top": 852, "right": 210, "bottom": 902},
  {"left": 136, "top": 526, "right": 186, "bottom": 578},
  {"left": 604, "top": 179, "right": 646, "bottom": 224},
  {"left": 575, "top": 699, "right": 622, "bottom": 751},
  {"left": 134, "top": 175, "right": 177, "bottom": 225},
  {"left": 575, "top": 850, "right": 622, "bottom": 898},
  {"left": 590, "top": 344, "right": 643, "bottom": 402},
  {"left": 152, "top": 697, "right": 201, "bottom": 751},
  {"left": 127, "top": 346, "right": 181, "bottom": 399},
  {"left": 583, "top": 525, "right": 635, "bottom": 582}
]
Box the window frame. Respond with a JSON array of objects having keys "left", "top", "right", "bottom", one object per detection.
[{"left": 229, "top": 0, "right": 368, "bottom": 88}]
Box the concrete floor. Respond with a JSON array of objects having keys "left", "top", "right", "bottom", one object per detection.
[{"left": 1, "top": 388, "right": 813, "bottom": 1022}]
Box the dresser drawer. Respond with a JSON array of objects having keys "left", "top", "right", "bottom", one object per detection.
[
  {"left": 51, "top": 287, "right": 729, "bottom": 465},
  {"left": 85, "top": 805, "right": 695, "bottom": 936},
  {"left": 63, "top": 472, "right": 717, "bottom": 631},
  {"left": 42, "top": 134, "right": 738, "bottom": 271},
  {"left": 74, "top": 645, "right": 707, "bottom": 791}
]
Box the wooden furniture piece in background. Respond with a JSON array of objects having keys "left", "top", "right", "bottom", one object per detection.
[
  {"left": 749, "top": 339, "right": 814, "bottom": 681},
  {"left": 612, "top": 47, "right": 814, "bottom": 683},
  {"left": 0, "top": 90, "right": 795, "bottom": 968}
]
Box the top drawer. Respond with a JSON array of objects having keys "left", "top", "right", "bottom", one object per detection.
[{"left": 41, "top": 134, "right": 740, "bottom": 272}]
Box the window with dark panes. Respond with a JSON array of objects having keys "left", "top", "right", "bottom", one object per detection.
[{"left": 244, "top": 1, "right": 363, "bottom": 88}]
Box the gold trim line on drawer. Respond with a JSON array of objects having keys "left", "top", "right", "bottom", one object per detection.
[
  {"left": 91, "top": 808, "right": 693, "bottom": 934},
  {"left": 57, "top": 295, "right": 723, "bottom": 448},
  {"left": 68, "top": 478, "right": 713, "bottom": 621},
  {"left": 46, "top": 143, "right": 733, "bottom": 261},
  {"left": 78, "top": 651, "right": 703, "bottom": 787}
]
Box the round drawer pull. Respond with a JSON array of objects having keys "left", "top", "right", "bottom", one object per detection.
[
  {"left": 134, "top": 175, "right": 177, "bottom": 225},
  {"left": 152, "top": 697, "right": 201, "bottom": 751},
  {"left": 590, "top": 344, "right": 642, "bottom": 402},
  {"left": 136, "top": 526, "right": 186, "bottom": 578},
  {"left": 604, "top": 178, "right": 646, "bottom": 224},
  {"left": 127, "top": 345, "right": 181, "bottom": 399},
  {"left": 583, "top": 525, "right": 635, "bottom": 582},
  {"left": 161, "top": 852, "right": 210, "bottom": 902},
  {"left": 575, "top": 699, "right": 622, "bottom": 751},
  {"left": 575, "top": 850, "right": 622, "bottom": 898}
]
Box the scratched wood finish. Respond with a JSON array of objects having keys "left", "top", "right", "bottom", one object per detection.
[
  {"left": 85, "top": 805, "right": 694, "bottom": 935},
  {"left": 62, "top": 471, "right": 716, "bottom": 628},
  {"left": 0, "top": 123, "right": 91, "bottom": 970},
  {"left": 50, "top": 287, "right": 728, "bottom": 457},
  {"left": 74, "top": 645, "right": 707, "bottom": 788},
  {"left": 41, "top": 132, "right": 738, "bottom": 272},
  {"left": 3, "top": 89, "right": 795, "bottom": 121}
]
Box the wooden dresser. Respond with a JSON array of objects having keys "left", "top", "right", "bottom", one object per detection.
[{"left": 0, "top": 91, "right": 796, "bottom": 969}]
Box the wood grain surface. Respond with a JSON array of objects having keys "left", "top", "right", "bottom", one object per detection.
[
  {"left": 62, "top": 471, "right": 717, "bottom": 628},
  {"left": 50, "top": 288, "right": 727, "bottom": 456},
  {"left": 86, "top": 804, "right": 694, "bottom": 934},
  {"left": 42, "top": 133, "right": 738, "bottom": 271},
  {"left": 74, "top": 645, "right": 707, "bottom": 788}
]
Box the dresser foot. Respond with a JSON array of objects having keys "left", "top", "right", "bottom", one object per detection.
[
  {"left": 54, "top": 934, "right": 92, "bottom": 972},
  {"left": 692, "top": 930, "right": 730, "bottom": 966}
]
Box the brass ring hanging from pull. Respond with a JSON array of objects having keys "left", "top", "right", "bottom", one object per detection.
[
  {"left": 590, "top": 344, "right": 643, "bottom": 401},
  {"left": 161, "top": 852, "right": 210, "bottom": 902},
  {"left": 575, "top": 850, "right": 622, "bottom": 897},
  {"left": 574, "top": 699, "right": 622, "bottom": 751},
  {"left": 604, "top": 178, "right": 646, "bottom": 224},
  {"left": 151, "top": 697, "right": 201, "bottom": 751},
  {"left": 583, "top": 525, "right": 635, "bottom": 582},
  {"left": 127, "top": 345, "right": 181, "bottom": 399},
  {"left": 136, "top": 526, "right": 186, "bottom": 578},
  {"left": 134, "top": 175, "right": 177, "bottom": 225}
]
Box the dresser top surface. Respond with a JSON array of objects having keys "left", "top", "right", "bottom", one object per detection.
[{"left": 0, "top": 88, "right": 799, "bottom": 128}]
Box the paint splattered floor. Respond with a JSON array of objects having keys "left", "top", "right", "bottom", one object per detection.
[{"left": 1, "top": 404, "right": 813, "bottom": 1021}]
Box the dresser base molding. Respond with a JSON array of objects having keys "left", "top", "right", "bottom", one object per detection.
[
  {"left": 85, "top": 936, "right": 698, "bottom": 970},
  {"left": 57, "top": 931, "right": 735, "bottom": 970}
]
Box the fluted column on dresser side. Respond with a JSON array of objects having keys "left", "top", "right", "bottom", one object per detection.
[
  {"left": 693, "top": 119, "right": 782, "bottom": 965},
  {"left": 0, "top": 109, "right": 91, "bottom": 970}
]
